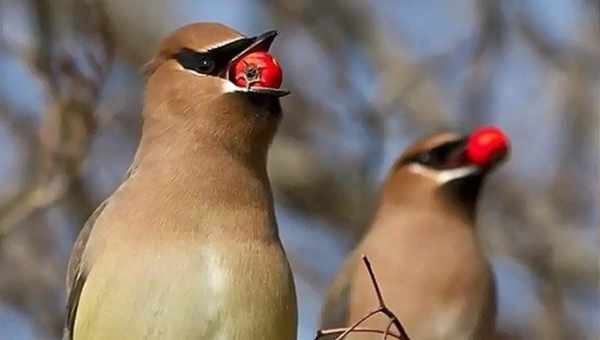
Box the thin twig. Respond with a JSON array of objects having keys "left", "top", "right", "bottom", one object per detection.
[
  {"left": 316, "top": 327, "right": 402, "bottom": 340},
  {"left": 315, "top": 255, "right": 411, "bottom": 340},
  {"left": 361, "top": 255, "right": 411, "bottom": 340},
  {"left": 383, "top": 319, "right": 395, "bottom": 340},
  {"left": 329, "top": 308, "right": 382, "bottom": 340},
  {"left": 363, "top": 255, "right": 386, "bottom": 308}
]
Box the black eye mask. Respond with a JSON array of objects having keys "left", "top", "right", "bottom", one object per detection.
[
  {"left": 403, "top": 139, "right": 466, "bottom": 169},
  {"left": 174, "top": 49, "right": 217, "bottom": 75},
  {"left": 173, "top": 38, "right": 256, "bottom": 77}
]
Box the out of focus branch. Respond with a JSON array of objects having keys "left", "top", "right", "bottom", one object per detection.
[
  {"left": 264, "top": 0, "right": 449, "bottom": 234},
  {"left": 461, "top": 0, "right": 505, "bottom": 126},
  {"left": 0, "top": 0, "right": 113, "bottom": 238}
]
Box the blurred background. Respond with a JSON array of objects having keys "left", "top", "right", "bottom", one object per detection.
[{"left": 0, "top": 0, "right": 598, "bottom": 339}]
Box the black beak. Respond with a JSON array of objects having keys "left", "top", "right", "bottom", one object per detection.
[
  {"left": 225, "top": 30, "right": 289, "bottom": 97},
  {"left": 451, "top": 136, "right": 503, "bottom": 170},
  {"left": 443, "top": 137, "right": 470, "bottom": 168},
  {"left": 227, "top": 31, "right": 277, "bottom": 68}
]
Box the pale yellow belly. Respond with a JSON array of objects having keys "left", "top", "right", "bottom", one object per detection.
[{"left": 74, "top": 241, "right": 297, "bottom": 340}]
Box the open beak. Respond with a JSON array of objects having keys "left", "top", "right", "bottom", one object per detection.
[
  {"left": 446, "top": 138, "right": 470, "bottom": 167},
  {"left": 433, "top": 138, "right": 483, "bottom": 184},
  {"left": 448, "top": 133, "right": 508, "bottom": 177},
  {"left": 225, "top": 31, "right": 289, "bottom": 97},
  {"left": 228, "top": 30, "right": 278, "bottom": 65}
]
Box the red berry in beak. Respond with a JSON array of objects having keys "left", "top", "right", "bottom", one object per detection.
[
  {"left": 466, "top": 126, "right": 510, "bottom": 167},
  {"left": 230, "top": 51, "right": 283, "bottom": 89}
]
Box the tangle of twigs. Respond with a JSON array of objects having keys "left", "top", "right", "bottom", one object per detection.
[{"left": 315, "top": 255, "right": 411, "bottom": 340}]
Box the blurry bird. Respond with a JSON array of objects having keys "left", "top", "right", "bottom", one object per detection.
[
  {"left": 320, "top": 127, "right": 510, "bottom": 340},
  {"left": 63, "top": 23, "right": 297, "bottom": 340}
]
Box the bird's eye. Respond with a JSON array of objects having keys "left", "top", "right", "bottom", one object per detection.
[
  {"left": 174, "top": 49, "right": 216, "bottom": 75},
  {"left": 415, "top": 151, "right": 442, "bottom": 167},
  {"left": 410, "top": 140, "right": 466, "bottom": 169},
  {"left": 194, "top": 57, "right": 215, "bottom": 74}
]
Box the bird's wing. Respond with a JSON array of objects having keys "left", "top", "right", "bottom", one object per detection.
[
  {"left": 320, "top": 252, "right": 360, "bottom": 331},
  {"left": 63, "top": 161, "right": 140, "bottom": 340},
  {"left": 62, "top": 199, "right": 109, "bottom": 340}
]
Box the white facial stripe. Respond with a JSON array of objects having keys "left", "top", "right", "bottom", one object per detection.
[
  {"left": 183, "top": 69, "right": 208, "bottom": 77},
  {"left": 408, "top": 163, "right": 480, "bottom": 184},
  {"left": 173, "top": 62, "right": 184, "bottom": 71},
  {"left": 222, "top": 81, "right": 242, "bottom": 93},
  {"left": 174, "top": 37, "right": 249, "bottom": 82}
]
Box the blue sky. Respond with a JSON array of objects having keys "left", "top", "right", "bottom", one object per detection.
[{"left": 0, "top": 1, "right": 597, "bottom": 339}]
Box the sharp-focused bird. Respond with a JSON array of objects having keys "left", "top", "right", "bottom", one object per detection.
[
  {"left": 320, "top": 127, "right": 510, "bottom": 340},
  {"left": 63, "top": 23, "right": 297, "bottom": 340}
]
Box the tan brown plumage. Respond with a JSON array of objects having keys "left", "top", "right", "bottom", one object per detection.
[
  {"left": 321, "top": 130, "right": 509, "bottom": 340},
  {"left": 64, "top": 23, "right": 296, "bottom": 340}
]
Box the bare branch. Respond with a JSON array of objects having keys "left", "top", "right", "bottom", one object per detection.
[
  {"left": 316, "top": 327, "right": 403, "bottom": 340},
  {"left": 316, "top": 255, "right": 411, "bottom": 340}
]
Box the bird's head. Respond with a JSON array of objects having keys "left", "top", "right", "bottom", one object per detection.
[
  {"left": 142, "top": 23, "right": 288, "bottom": 157},
  {"left": 383, "top": 127, "right": 510, "bottom": 215}
]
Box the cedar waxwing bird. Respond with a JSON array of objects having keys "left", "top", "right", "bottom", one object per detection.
[
  {"left": 63, "top": 23, "right": 297, "bottom": 340},
  {"left": 320, "top": 127, "right": 510, "bottom": 340}
]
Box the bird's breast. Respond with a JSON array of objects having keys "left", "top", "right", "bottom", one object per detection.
[{"left": 73, "top": 238, "right": 297, "bottom": 340}]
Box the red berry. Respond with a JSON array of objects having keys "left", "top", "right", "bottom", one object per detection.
[
  {"left": 230, "top": 51, "right": 283, "bottom": 89},
  {"left": 466, "top": 126, "right": 510, "bottom": 167}
]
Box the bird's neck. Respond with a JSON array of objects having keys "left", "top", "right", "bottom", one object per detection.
[
  {"left": 118, "top": 123, "right": 278, "bottom": 240},
  {"left": 377, "top": 188, "right": 478, "bottom": 228},
  {"left": 380, "top": 173, "right": 479, "bottom": 226},
  {"left": 142, "top": 111, "right": 273, "bottom": 165},
  {"left": 139, "top": 91, "right": 280, "bottom": 167},
  {"left": 135, "top": 122, "right": 272, "bottom": 190}
]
